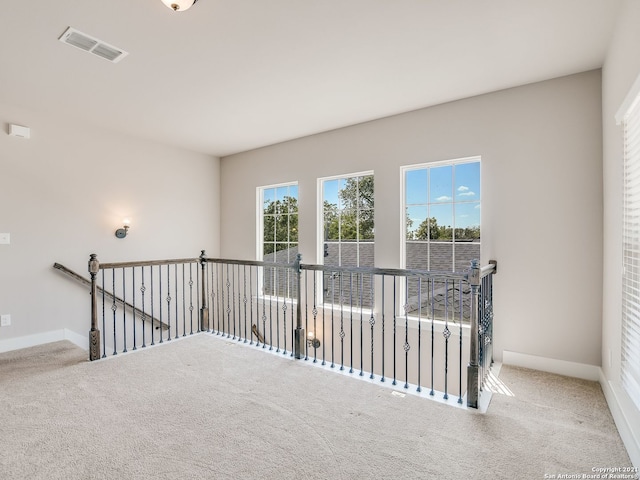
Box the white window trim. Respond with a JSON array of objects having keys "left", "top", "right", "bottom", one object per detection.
[
  {"left": 620, "top": 76, "right": 640, "bottom": 413},
  {"left": 317, "top": 170, "right": 375, "bottom": 307},
  {"left": 256, "top": 181, "right": 298, "bottom": 300},
  {"left": 399, "top": 156, "right": 481, "bottom": 321},
  {"left": 400, "top": 156, "right": 481, "bottom": 271}
]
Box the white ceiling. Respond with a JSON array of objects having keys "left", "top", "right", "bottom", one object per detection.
[{"left": 0, "top": 0, "right": 622, "bottom": 157}]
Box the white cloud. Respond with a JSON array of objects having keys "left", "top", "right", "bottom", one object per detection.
[
  {"left": 458, "top": 191, "right": 475, "bottom": 197},
  {"left": 457, "top": 185, "right": 469, "bottom": 192},
  {"left": 436, "top": 195, "right": 451, "bottom": 202},
  {"left": 474, "top": 204, "right": 481, "bottom": 209}
]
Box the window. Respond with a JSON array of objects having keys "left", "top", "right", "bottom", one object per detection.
[
  {"left": 258, "top": 183, "right": 298, "bottom": 298},
  {"left": 320, "top": 172, "right": 374, "bottom": 306},
  {"left": 402, "top": 158, "right": 480, "bottom": 322},
  {"left": 403, "top": 158, "right": 481, "bottom": 272},
  {"left": 620, "top": 88, "right": 640, "bottom": 412}
]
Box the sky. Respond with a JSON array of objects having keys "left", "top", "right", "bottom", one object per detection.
[
  {"left": 263, "top": 161, "right": 481, "bottom": 231},
  {"left": 405, "top": 161, "right": 480, "bottom": 230}
]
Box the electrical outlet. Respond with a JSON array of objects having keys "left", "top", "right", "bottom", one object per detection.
[
  {"left": 0, "top": 315, "right": 11, "bottom": 327},
  {"left": 0, "top": 233, "right": 9, "bottom": 245}
]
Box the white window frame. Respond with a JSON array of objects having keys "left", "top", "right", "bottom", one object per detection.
[
  {"left": 400, "top": 156, "right": 481, "bottom": 271},
  {"left": 256, "top": 181, "right": 298, "bottom": 300},
  {"left": 400, "top": 156, "right": 481, "bottom": 324},
  {"left": 617, "top": 74, "right": 640, "bottom": 413},
  {"left": 317, "top": 170, "right": 375, "bottom": 309}
]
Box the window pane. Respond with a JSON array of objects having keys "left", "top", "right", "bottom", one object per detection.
[
  {"left": 274, "top": 213, "right": 288, "bottom": 242},
  {"left": 406, "top": 169, "right": 428, "bottom": 205},
  {"left": 263, "top": 188, "right": 275, "bottom": 211},
  {"left": 290, "top": 214, "right": 298, "bottom": 242},
  {"left": 288, "top": 185, "right": 299, "bottom": 212},
  {"left": 406, "top": 205, "right": 428, "bottom": 240},
  {"left": 430, "top": 165, "right": 453, "bottom": 203},
  {"left": 406, "top": 241, "right": 428, "bottom": 270},
  {"left": 358, "top": 242, "right": 375, "bottom": 267},
  {"left": 359, "top": 209, "right": 375, "bottom": 240},
  {"left": 340, "top": 209, "right": 358, "bottom": 240},
  {"left": 430, "top": 242, "right": 453, "bottom": 271},
  {"left": 430, "top": 203, "right": 453, "bottom": 240},
  {"left": 455, "top": 162, "right": 480, "bottom": 202},
  {"left": 263, "top": 215, "right": 275, "bottom": 242},
  {"left": 454, "top": 202, "right": 481, "bottom": 240},
  {"left": 357, "top": 175, "right": 375, "bottom": 211},
  {"left": 324, "top": 179, "right": 339, "bottom": 209},
  {"left": 275, "top": 186, "right": 288, "bottom": 203}
]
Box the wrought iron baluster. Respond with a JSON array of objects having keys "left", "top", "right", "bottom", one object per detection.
[
  {"left": 149, "top": 265, "right": 156, "bottom": 346},
  {"left": 312, "top": 272, "right": 318, "bottom": 364},
  {"left": 268, "top": 271, "right": 273, "bottom": 351},
  {"left": 188, "top": 263, "right": 194, "bottom": 335},
  {"left": 101, "top": 269, "right": 106, "bottom": 358},
  {"left": 275, "top": 268, "right": 280, "bottom": 353},
  {"left": 243, "top": 265, "right": 248, "bottom": 343},
  {"left": 216, "top": 263, "right": 221, "bottom": 335},
  {"left": 132, "top": 268, "right": 137, "bottom": 351},
  {"left": 225, "top": 264, "right": 231, "bottom": 338},
  {"left": 359, "top": 273, "right": 364, "bottom": 377},
  {"left": 339, "top": 274, "right": 345, "bottom": 371},
  {"left": 111, "top": 268, "right": 117, "bottom": 355},
  {"left": 392, "top": 276, "right": 397, "bottom": 386},
  {"left": 232, "top": 264, "right": 237, "bottom": 340},
  {"left": 166, "top": 264, "right": 172, "bottom": 342},
  {"left": 122, "top": 268, "right": 127, "bottom": 353},
  {"left": 141, "top": 267, "right": 147, "bottom": 348},
  {"left": 403, "top": 276, "right": 410, "bottom": 389},
  {"left": 250, "top": 266, "right": 255, "bottom": 345},
  {"left": 321, "top": 275, "right": 326, "bottom": 365},
  {"left": 282, "top": 268, "right": 288, "bottom": 356},
  {"left": 430, "top": 278, "right": 435, "bottom": 396},
  {"left": 330, "top": 272, "right": 335, "bottom": 368},
  {"left": 458, "top": 278, "right": 463, "bottom": 404},
  {"left": 417, "top": 276, "right": 422, "bottom": 393},
  {"left": 443, "top": 279, "right": 451, "bottom": 400},
  {"left": 304, "top": 270, "right": 308, "bottom": 360},
  {"left": 182, "top": 264, "right": 186, "bottom": 337},
  {"left": 158, "top": 266, "right": 163, "bottom": 344},
  {"left": 349, "top": 272, "right": 353, "bottom": 374},
  {"left": 381, "top": 274, "right": 385, "bottom": 383},
  {"left": 369, "top": 273, "right": 375, "bottom": 380}
]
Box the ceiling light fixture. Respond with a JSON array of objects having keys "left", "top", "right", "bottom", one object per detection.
[{"left": 161, "top": 0, "right": 198, "bottom": 11}]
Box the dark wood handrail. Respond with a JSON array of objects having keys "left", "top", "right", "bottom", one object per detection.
[{"left": 53, "top": 263, "right": 168, "bottom": 330}]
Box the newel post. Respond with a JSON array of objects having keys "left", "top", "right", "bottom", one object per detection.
[
  {"left": 293, "top": 253, "right": 305, "bottom": 359},
  {"left": 88, "top": 253, "right": 101, "bottom": 361},
  {"left": 467, "top": 259, "right": 481, "bottom": 408},
  {"left": 199, "top": 250, "right": 209, "bottom": 332}
]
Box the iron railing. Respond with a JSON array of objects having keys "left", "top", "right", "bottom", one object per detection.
[{"left": 86, "top": 251, "right": 496, "bottom": 408}]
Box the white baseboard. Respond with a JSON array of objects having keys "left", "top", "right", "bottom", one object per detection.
[
  {"left": 502, "top": 350, "right": 600, "bottom": 381},
  {"left": 599, "top": 371, "right": 640, "bottom": 467},
  {"left": 0, "top": 329, "right": 88, "bottom": 354}
]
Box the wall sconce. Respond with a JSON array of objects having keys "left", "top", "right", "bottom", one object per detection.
[
  {"left": 307, "top": 331, "right": 321, "bottom": 349},
  {"left": 115, "top": 219, "right": 130, "bottom": 239}
]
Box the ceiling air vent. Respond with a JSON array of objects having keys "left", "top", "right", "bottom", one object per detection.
[{"left": 58, "top": 27, "right": 128, "bottom": 63}]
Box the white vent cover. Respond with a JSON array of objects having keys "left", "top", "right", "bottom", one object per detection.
[{"left": 58, "top": 27, "right": 128, "bottom": 63}]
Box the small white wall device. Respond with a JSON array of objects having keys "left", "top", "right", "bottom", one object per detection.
[{"left": 9, "top": 124, "right": 31, "bottom": 139}]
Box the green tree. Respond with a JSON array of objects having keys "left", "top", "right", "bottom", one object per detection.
[
  {"left": 324, "top": 175, "right": 374, "bottom": 241},
  {"left": 263, "top": 196, "right": 298, "bottom": 254}
]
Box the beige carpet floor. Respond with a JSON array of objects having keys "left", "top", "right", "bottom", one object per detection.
[{"left": 0, "top": 334, "right": 632, "bottom": 479}]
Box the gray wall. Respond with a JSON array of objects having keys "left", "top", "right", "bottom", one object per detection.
[
  {"left": 0, "top": 103, "right": 220, "bottom": 343},
  {"left": 220, "top": 70, "right": 603, "bottom": 367}
]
